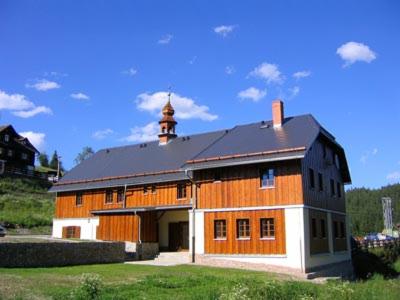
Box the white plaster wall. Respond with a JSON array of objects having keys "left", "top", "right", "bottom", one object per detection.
[
  {"left": 52, "top": 217, "right": 99, "bottom": 240},
  {"left": 189, "top": 210, "right": 204, "bottom": 254},
  {"left": 284, "top": 207, "right": 306, "bottom": 270},
  {"left": 158, "top": 210, "right": 189, "bottom": 248}
]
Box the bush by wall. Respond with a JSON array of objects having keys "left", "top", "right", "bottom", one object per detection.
[{"left": 0, "top": 242, "right": 125, "bottom": 268}]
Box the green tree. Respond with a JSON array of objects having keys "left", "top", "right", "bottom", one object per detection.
[
  {"left": 74, "top": 147, "right": 95, "bottom": 165},
  {"left": 38, "top": 152, "right": 49, "bottom": 167}
]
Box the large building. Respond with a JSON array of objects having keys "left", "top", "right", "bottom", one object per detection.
[{"left": 51, "top": 98, "right": 351, "bottom": 274}]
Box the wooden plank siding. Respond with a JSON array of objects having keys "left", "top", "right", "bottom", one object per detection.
[
  {"left": 195, "top": 161, "right": 303, "bottom": 209},
  {"left": 204, "top": 209, "right": 286, "bottom": 255},
  {"left": 96, "top": 212, "right": 158, "bottom": 242},
  {"left": 62, "top": 226, "right": 81, "bottom": 239},
  {"left": 302, "top": 139, "right": 346, "bottom": 212},
  {"left": 309, "top": 209, "right": 329, "bottom": 255},
  {"left": 55, "top": 182, "right": 191, "bottom": 219}
]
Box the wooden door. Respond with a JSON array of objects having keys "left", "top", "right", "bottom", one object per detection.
[
  {"left": 168, "top": 222, "right": 189, "bottom": 251},
  {"left": 181, "top": 222, "right": 189, "bottom": 250}
]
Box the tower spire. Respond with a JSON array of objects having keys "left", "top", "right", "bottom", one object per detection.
[{"left": 158, "top": 90, "right": 177, "bottom": 145}]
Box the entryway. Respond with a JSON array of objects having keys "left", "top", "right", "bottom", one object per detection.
[{"left": 168, "top": 221, "right": 189, "bottom": 251}]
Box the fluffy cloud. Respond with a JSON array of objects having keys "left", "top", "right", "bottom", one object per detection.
[
  {"left": 337, "top": 42, "right": 376, "bottom": 67},
  {"left": 136, "top": 91, "right": 218, "bottom": 121},
  {"left": 19, "top": 131, "right": 46, "bottom": 151},
  {"left": 387, "top": 171, "right": 400, "bottom": 181},
  {"left": 0, "top": 89, "right": 34, "bottom": 110},
  {"left": 12, "top": 106, "right": 52, "bottom": 118},
  {"left": 92, "top": 129, "right": 114, "bottom": 140},
  {"left": 122, "top": 122, "right": 159, "bottom": 143},
  {"left": 214, "top": 25, "right": 236, "bottom": 37},
  {"left": 288, "top": 86, "right": 300, "bottom": 99},
  {"left": 249, "top": 62, "right": 284, "bottom": 84},
  {"left": 293, "top": 70, "right": 311, "bottom": 79},
  {"left": 122, "top": 68, "right": 138, "bottom": 76},
  {"left": 158, "top": 34, "right": 173, "bottom": 44},
  {"left": 71, "top": 92, "right": 90, "bottom": 100},
  {"left": 225, "top": 65, "right": 235, "bottom": 75},
  {"left": 0, "top": 89, "right": 52, "bottom": 118},
  {"left": 26, "top": 79, "right": 60, "bottom": 91},
  {"left": 238, "top": 87, "right": 267, "bottom": 102}
]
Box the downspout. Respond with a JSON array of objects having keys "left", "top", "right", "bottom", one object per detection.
[
  {"left": 123, "top": 184, "right": 127, "bottom": 209},
  {"left": 185, "top": 169, "right": 197, "bottom": 263},
  {"left": 134, "top": 211, "right": 141, "bottom": 244}
]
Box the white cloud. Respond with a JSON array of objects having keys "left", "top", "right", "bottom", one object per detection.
[
  {"left": 288, "top": 86, "right": 300, "bottom": 99},
  {"left": 136, "top": 91, "right": 218, "bottom": 121},
  {"left": 158, "top": 34, "right": 173, "bottom": 44},
  {"left": 387, "top": 171, "right": 400, "bottom": 181},
  {"left": 122, "top": 68, "right": 138, "bottom": 76},
  {"left": 238, "top": 87, "right": 267, "bottom": 102},
  {"left": 188, "top": 56, "right": 197, "bottom": 65},
  {"left": 360, "top": 148, "right": 378, "bottom": 164},
  {"left": 71, "top": 92, "right": 90, "bottom": 100},
  {"left": 0, "top": 89, "right": 34, "bottom": 110},
  {"left": 214, "top": 25, "right": 236, "bottom": 37},
  {"left": 293, "top": 70, "right": 311, "bottom": 79},
  {"left": 337, "top": 41, "right": 377, "bottom": 67},
  {"left": 26, "top": 79, "right": 60, "bottom": 91},
  {"left": 0, "top": 89, "right": 52, "bottom": 118},
  {"left": 19, "top": 131, "right": 46, "bottom": 151},
  {"left": 92, "top": 129, "right": 114, "bottom": 140},
  {"left": 249, "top": 62, "right": 284, "bottom": 84},
  {"left": 122, "top": 122, "right": 159, "bottom": 143},
  {"left": 12, "top": 106, "right": 52, "bottom": 118},
  {"left": 225, "top": 65, "right": 235, "bottom": 75}
]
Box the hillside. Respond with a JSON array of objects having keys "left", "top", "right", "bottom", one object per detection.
[
  {"left": 346, "top": 183, "right": 400, "bottom": 236},
  {"left": 0, "top": 177, "right": 54, "bottom": 230}
]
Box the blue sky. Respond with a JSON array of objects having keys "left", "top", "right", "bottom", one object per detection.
[{"left": 0, "top": 0, "right": 399, "bottom": 189}]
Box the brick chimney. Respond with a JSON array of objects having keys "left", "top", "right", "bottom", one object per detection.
[
  {"left": 272, "top": 99, "right": 284, "bottom": 128},
  {"left": 158, "top": 93, "right": 177, "bottom": 145}
]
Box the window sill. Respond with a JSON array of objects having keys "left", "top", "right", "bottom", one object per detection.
[
  {"left": 213, "top": 181, "right": 222, "bottom": 184},
  {"left": 260, "top": 237, "right": 275, "bottom": 240},
  {"left": 259, "top": 186, "right": 275, "bottom": 190},
  {"left": 104, "top": 203, "right": 114, "bottom": 205},
  {"left": 236, "top": 238, "right": 251, "bottom": 241},
  {"left": 213, "top": 238, "right": 227, "bottom": 241},
  {"left": 177, "top": 198, "right": 187, "bottom": 201}
]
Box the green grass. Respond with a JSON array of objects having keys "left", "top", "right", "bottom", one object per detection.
[
  {"left": 0, "top": 264, "right": 399, "bottom": 300},
  {"left": 0, "top": 177, "right": 54, "bottom": 228}
]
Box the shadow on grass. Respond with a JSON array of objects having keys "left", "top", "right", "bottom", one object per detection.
[{"left": 352, "top": 249, "right": 399, "bottom": 280}]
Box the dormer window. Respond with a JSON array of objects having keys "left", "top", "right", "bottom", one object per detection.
[
  {"left": 7, "top": 150, "right": 12, "bottom": 157},
  {"left": 4, "top": 135, "right": 9, "bottom": 142},
  {"left": 177, "top": 183, "right": 187, "bottom": 199},
  {"left": 21, "top": 153, "right": 28, "bottom": 160},
  {"left": 260, "top": 168, "right": 275, "bottom": 188}
]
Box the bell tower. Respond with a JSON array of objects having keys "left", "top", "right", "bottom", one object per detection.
[{"left": 158, "top": 92, "right": 177, "bottom": 145}]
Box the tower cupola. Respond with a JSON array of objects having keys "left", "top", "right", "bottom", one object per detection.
[{"left": 158, "top": 92, "right": 177, "bottom": 144}]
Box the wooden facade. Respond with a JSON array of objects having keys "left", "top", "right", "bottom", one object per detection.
[
  {"left": 302, "top": 139, "right": 345, "bottom": 212},
  {"left": 196, "top": 160, "right": 303, "bottom": 209},
  {"left": 204, "top": 209, "right": 286, "bottom": 255}
]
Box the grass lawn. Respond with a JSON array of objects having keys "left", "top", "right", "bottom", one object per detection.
[{"left": 0, "top": 263, "right": 399, "bottom": 300}]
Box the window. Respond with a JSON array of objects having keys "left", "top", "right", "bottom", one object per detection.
[
  {"left": 320, "top": 219, "right": 326, "bottom": 238},
  {"left": 323, "top": 145, "right": 327, "bottom": 158},
  {"left": 330, "top": 179, "right": 335, "bottom": 196},
  {"left": 309, "top": 168, "right": 315, "bottom": 189},
  {"left": 311, "top": 218, "right": 317, "bottom": 238},
  {"left": 0, "top": 148, "right": 3, "bottom": 155},
  {"left": 213, "top": 170, "right": 221, "bottom": 182},
  {"left": 21, "top": 153, "right": 28, "bottom": 160},
  {"left": 334, "top": 154, "right": 340, "bottom": 168},
  {"left": 7, "top": 150, "right": 12, "bottom": 157},
  {"left": 143, "top": 186, "right": 148, "bottom": 195},
  {"left": 333, "top": 221, "right": 339, "bottom": 238},
  {"left": 337, "top": 182, "right": 342, "bottom": 198},
  {"left": 76, "top": 193, "right": 83, "bottom": 206},
  {"left": 67, "top": 227, "right": 76, "bottom": 238},
  {"left": 260, "top": 218, "right": 275, "bottom": 239},
  {"left": 260, "top": 168, "right": 275, "bottom": 188},
  {"left": 236, "top": 219, "right": 250, "bottom": 239},
  {"left": 177, "top": 183, "right": 187, "bottom": 199},
  {"left": 151, "top": 185, "right": 156, "bottom": 194},
  {"left": 4, "top": 134, "right": 9, "bottom": 142},
  {"left": 318, "top": 173, "right": 323, "bottom": 192},
  {"left": 105, "top": 190, "right": 113, "bottom": 204},
  {"left": 214, "top": 220, "right": 227, "bottom": 239},
  {"left": 117, "top": 189, "right": 124, "bottom": 203},
  {"left": 340, "top": 222, "right": 345, "bottom": 238}
]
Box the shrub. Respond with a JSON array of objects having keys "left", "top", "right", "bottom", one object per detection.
[{"left": 70, "top": 273, "right": 103, "bottom": 300}]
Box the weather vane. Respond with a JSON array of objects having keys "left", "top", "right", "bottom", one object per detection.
[{"left": 167, "top": 85, "right": 173, "bottom": 102}]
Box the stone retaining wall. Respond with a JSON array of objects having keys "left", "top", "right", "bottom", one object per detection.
[{"left": 0, "top": 242, "right": 125, "bottom": 268}]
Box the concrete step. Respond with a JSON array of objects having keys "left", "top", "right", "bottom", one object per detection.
[{"left": 153, "top": 252, "right": 190, "bottom": 264}]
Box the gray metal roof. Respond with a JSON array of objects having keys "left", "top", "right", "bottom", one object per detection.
[{"left": 50, "top": 114, "right": 350, "bottom": 192}]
